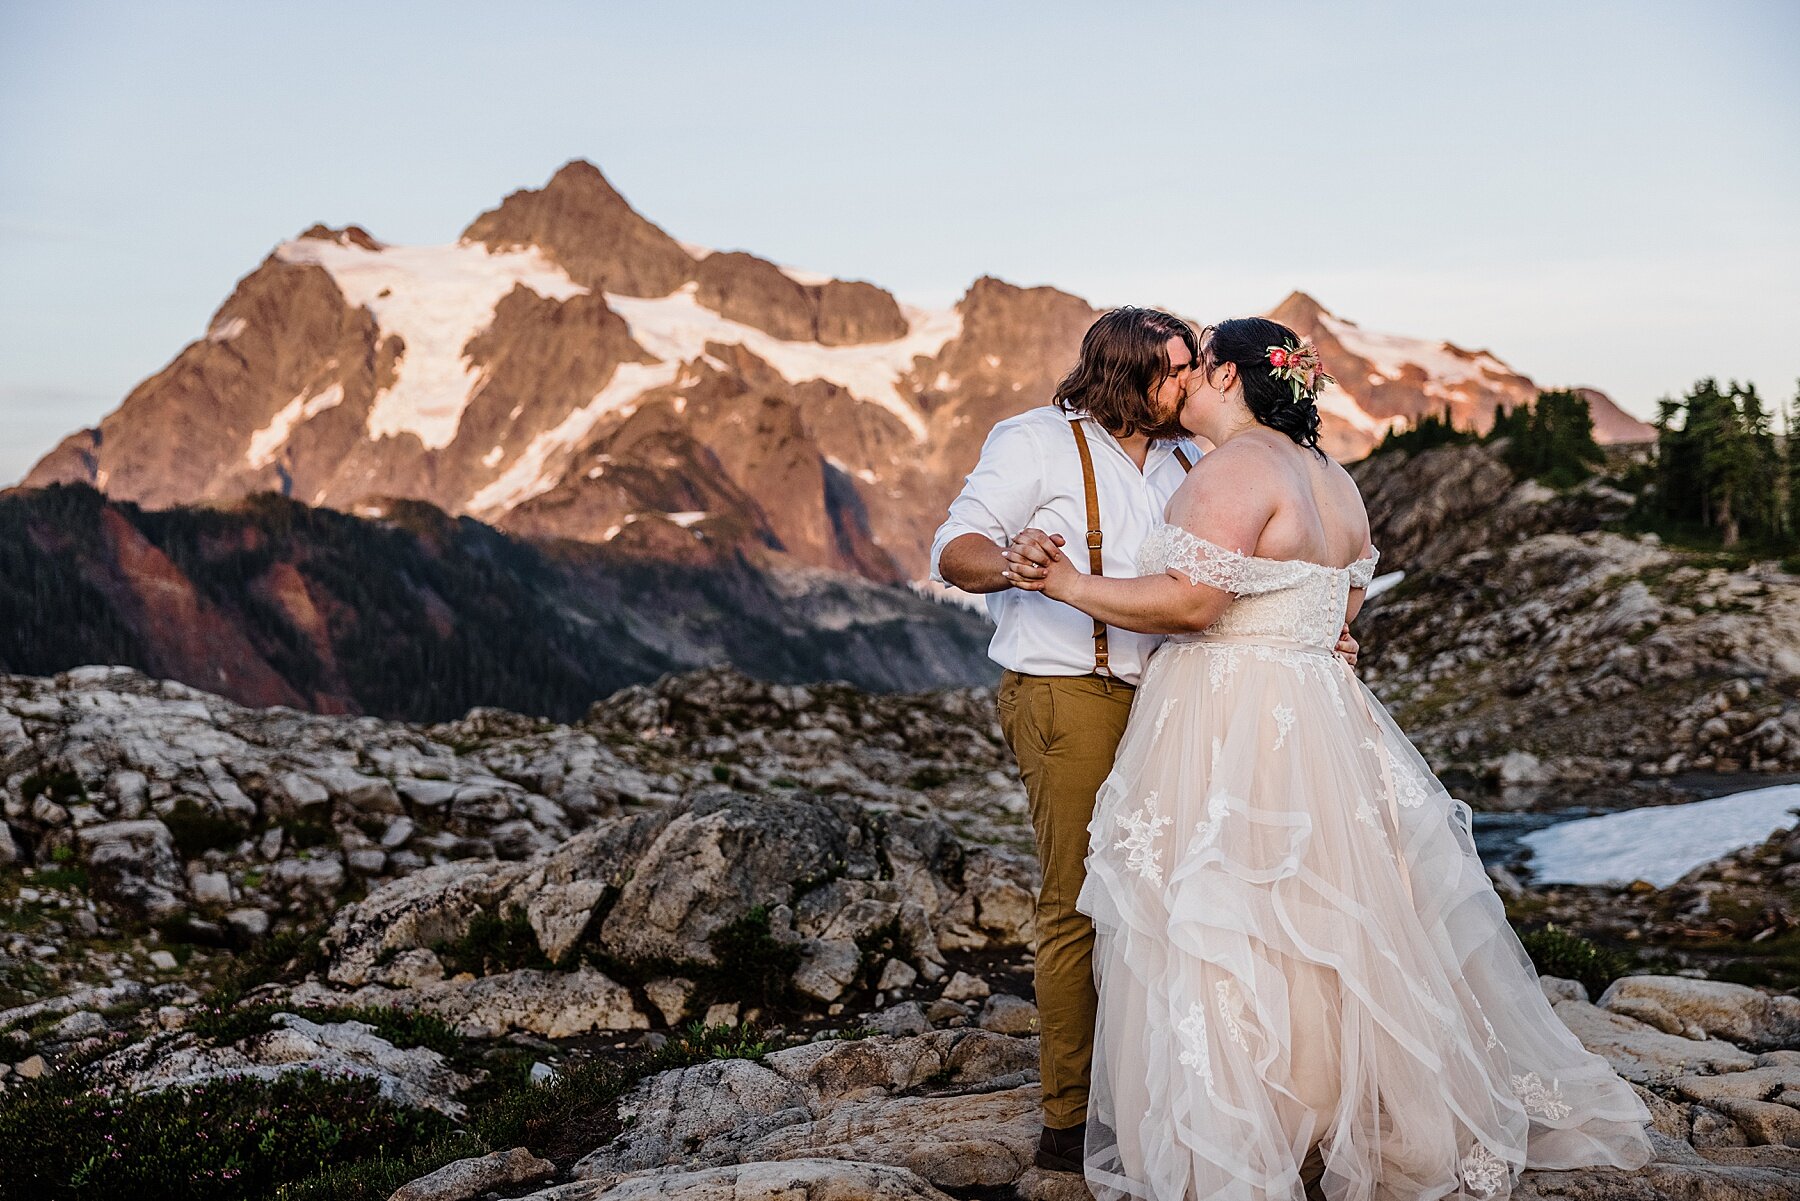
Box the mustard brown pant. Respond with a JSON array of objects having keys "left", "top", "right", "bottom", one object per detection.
[{"left": 996, "top": 668, "right": 1135, "bottom": 1130}]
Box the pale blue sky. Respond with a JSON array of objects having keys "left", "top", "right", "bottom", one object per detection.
[{"left": 3, "top": 1, "right": 1797, "bottom": 484}]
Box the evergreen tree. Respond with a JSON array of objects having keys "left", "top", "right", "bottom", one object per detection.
[
  {"left": 1786, "top": 384, "right": 1800, "bottom": 541},
  {"left": 1484, "top": 390, "right": 1605, "bottom": 488},
  {"left": 1639, "top": 378, "right": 1791, "bottom": 549},
  {"left": 1372, "top": 407, "right": 1475, "bottom": 456}
]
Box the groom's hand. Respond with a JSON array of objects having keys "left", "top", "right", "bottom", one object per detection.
[
  {"left": 1336, "top": 624, "right": 1359, "bottom": 668},
  {"left": 1001, "top": 528, "right": 1065, "bottom": 584}
]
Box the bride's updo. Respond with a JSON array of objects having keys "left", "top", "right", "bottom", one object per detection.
[{"left": 1204, "top": 317, "right": 1327, "bottom": 455}]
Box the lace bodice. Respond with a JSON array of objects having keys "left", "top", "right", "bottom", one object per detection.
[{"left": 1136, "top": 523, "right": 1380, "bottom": 648}]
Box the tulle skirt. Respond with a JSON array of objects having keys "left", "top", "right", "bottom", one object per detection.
[{"left": 1078, "top": 633, "right": 1654, "bottom": 1201}]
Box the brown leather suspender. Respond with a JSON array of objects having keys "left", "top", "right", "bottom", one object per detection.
[
  {"left": 1069, "top": 422, "right": 1110, "bottom": 677},
  {"left": 1068, "top": 424, "right": 1194, "bottom": 678}
]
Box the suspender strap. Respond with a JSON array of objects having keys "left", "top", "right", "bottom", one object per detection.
[
  {"left": 1065, "top": 429, "right": 1192, "bottom": 678},
  {"left": 1069, "top": 421, "right": 1111, "bottom": 678}
]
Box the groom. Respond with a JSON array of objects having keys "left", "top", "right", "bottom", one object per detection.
[{"left": 930, "top": 307, "right": 1204, "bottom": 1171}]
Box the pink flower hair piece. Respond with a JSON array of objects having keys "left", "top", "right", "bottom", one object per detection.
[{"left": 1266, "top": 338, "right": 1335, "bottom": 403}]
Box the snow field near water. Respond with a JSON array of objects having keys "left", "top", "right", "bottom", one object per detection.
[{"left": 1519, "top": 784, "right": 1800, "bottom": 887}]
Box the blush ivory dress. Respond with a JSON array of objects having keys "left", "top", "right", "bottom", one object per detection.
[{"left": 1077, "top": 525, "right": 1653, "bottom": 1201}]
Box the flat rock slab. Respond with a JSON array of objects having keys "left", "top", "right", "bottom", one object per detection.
[
  {"left": 528, "top": 1157, "right": 957, "bottom": 1200},
  {"left": 1555, "top": 999, "right": 1758, "bottom": 1086},
  {"left": 389, "top": 1146, "right": 554, "bottom": 1201}
]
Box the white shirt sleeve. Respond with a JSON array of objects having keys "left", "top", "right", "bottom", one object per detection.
[{"left": 929, "top": 418, "right": 1047, "bottom": 584}]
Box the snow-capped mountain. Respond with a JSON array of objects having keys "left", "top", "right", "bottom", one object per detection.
[{"left": 22, "top": 160, "right": 1653, "bottom": 585}]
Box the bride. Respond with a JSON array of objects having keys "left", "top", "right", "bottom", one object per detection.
[{"left": 1006, "top": 317, "right": 1654, "bottom": 1199}]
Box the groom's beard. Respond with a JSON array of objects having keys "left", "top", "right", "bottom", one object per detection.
[{"left": 1142, "top": 411, "right": 1192, "bottom": 441}]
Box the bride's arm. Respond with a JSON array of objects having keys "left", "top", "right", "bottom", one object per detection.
[{"left": 1014, "top": 445, "right": 1275, "bottom": 635}]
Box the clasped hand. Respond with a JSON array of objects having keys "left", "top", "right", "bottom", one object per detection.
[{"left": 1000, "top": 527, "right": 1360, "bottom": 667}]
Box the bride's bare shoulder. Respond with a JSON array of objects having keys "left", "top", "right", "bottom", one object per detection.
[{"left": 1167, "top": 438, "right": 1283, "bottom": 532}]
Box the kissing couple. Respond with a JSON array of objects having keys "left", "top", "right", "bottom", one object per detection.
[{"left": 929, "top": 308, "right": 1653, "bottom": 1200}]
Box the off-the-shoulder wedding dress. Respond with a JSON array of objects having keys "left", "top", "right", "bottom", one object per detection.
[{"left": 1079, "top": 524, "right": 1653, "bottom": 1201}]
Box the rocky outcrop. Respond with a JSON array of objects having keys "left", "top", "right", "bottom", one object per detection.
[
  {"left": 462, "top": 160, "right": 696, "bottom": 297},
  {"left": 300, "top": 788, "right": 1032, "bottom": 1034},
  {"left": 89, "top": 1011, "right": 474, "bottom": 1116},
  {"left": 693, "top": 251, "right": 907, "bottom": 346},
  {"left": 1352, "top": 444, "right": 1800, "bottom": 786}
]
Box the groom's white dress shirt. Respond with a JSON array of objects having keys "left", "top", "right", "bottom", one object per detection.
[{"left": 930, "top": 405, "right": 1200, "bottom": 686}]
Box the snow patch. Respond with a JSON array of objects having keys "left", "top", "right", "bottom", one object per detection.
[
  {"left": 909, "top": 577, "right": 994, "bottom": 617},
  {"left": 208, "top": 316, "right": 247, "bottom": 342},
  {"left": 276, "top": 238, "right": 587, "bottom": 450},
  {"left": 605, "top": 283, "right": 955, "bottom": 442},
  {"left": 1364, "top": 570, "right": 1405, "bottom": 600},
  {"left": 666, "top": 511, "right": 707, "bottom": 528},
  {"left": 481, "top": 445, "right": 505, "bottom": 468},
  {"left": 1519, "top": 784, "right": 1800, "bottom": 887},
  {"left": 1315, "top": 380, "right": 1407, "bottom": 437},
  {"left": 466, "top": 361, "right": 680, "bottom": 516},
  {"left": 776, "top": 262, "right": 834, "bottom": 287},
  {"left": 1319, "top": 309, "right": 1514, "bottom": 389},
  {"left": 246, "top": 384, "right": 345, "bottom": 468}
]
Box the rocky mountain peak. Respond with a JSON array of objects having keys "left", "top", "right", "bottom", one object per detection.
[
  {"left": 461, "top": 159, "right": 695, "bottom": 297},
  {"left": 297, "top": 224, "right": 382, "bottom": 251},
  {"left": 1268, "top": 289, "right": 1332, "bottom": 325}
]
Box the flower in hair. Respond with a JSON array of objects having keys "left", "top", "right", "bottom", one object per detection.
[{"left": 1266, "top": 338, "right": 1334, "bottom": 403}]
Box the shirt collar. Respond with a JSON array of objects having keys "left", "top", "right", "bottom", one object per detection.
[{"left": 1061, "top": 407, "right": 1192, "bottom": 456}]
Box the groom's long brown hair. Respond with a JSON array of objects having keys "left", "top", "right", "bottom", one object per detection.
[{"left": 1052, "top": 307, "right": 1199, "bottom": 439}]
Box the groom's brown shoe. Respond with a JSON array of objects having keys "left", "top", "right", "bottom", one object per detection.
[{"left": 1035, "top": 1121, "right": 1086, "bottom": 1172}]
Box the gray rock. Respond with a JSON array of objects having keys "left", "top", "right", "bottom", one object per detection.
[
  {"left": 92, "top": 1012, "right": 472, "bottom": 1117},
  {"left": 867, "top": 1001, "right": 930, "bottom": 1038},
  {"left": 941, "top": 970, "right": 991, "bottom": 1002},
  {"left": 50, "top": 1010, "right": 108, "bottom": 1040},
  {"left": 1598, "top": 976, "right": 1800, "bottom": 1050},
  {"left": 388, "top": 1146, "right": 554, "bottom": 1201},
  {"left": 977, "top": 994, "right": 1039, "bottom": 1036},
  {"left": 355, "top": 967, "right": 645, "bottom": 1039},
  {"left": 1540, "top": 975, "right": 1591, "bottom": 1005},
  {"left": 1553, "top": 998, "right": 1757, "bottom": 1085},
  {"left": 537, "top": 1159, "right": 957, "bottom": 1201},
  {"left": 877, "top": 958, "right": 919, "bottom": 991},
  {"left": 793, "top": 938, "right": 862, "bottom": 1004},
  {"left": 75, "top": 820, "right": 184, "bottom": 919},
  {"left": 643, "top": 977, "right": 696, "bottom": 1027},
  {"left": 571, "top": 1057, "right": 811, "bottom": 1177},
  {"left": 224, "top": 907, "right": 270, "bottom": 938},
  {"left": 267, "top": 772, "right": 331, "bottom": 820}
]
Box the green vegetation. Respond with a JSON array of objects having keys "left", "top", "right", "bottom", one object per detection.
[
  {"left": 186, "top": 1003, "right": 461, "bottom": 1056},
  {"left": 274, "top": 1021, "right": 770, "bottom": 1201},
  {"left": 1487, "top": 391, "right": 1607, "bottom": 489},
  {"left": 1631, "top": 377, "right": 1797, "bottom": 554},
  {"left": 0, "top": 1068, "right": 450, "bottom": 1201},
  {"left": 1517, "top": 922, "right": 1635, "bottom": 998},
  {"left": 161, "top": 798, "right": 247, "bottom": 860},
  {"left": 430, "top": 907, "right": 553, "bottom": 977},
  {"left": 1371, "top": 408, "right": 1474, "bottom": 457},
  {"left": 1371, "top": 390, "right": 1606, "bottom": 490}
]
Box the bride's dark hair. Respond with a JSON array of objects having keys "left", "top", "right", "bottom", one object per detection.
[{"left": 1203, "top": 317, "right": 1326, "bottom": 456}]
